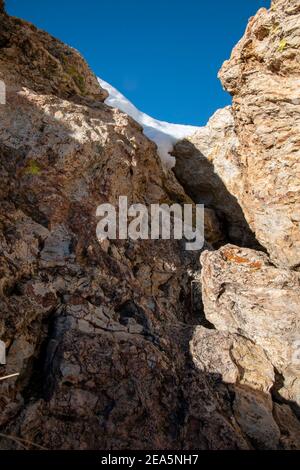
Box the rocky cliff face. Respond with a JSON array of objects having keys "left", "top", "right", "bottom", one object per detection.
[
  {"left": 0, "top": 5, "right": 245, "bottom": 450},
  {"left": 219, "top": 0, "right": 300, "bottom": 269},
  {"left": 0, "top": 0, "right": 299, "bottom": 450},
  {"left": 175, "top": 0, "right": 300, "bottom": 269}
]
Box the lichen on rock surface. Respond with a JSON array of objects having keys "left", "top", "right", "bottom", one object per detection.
[{"left": 200, "top": 245, "right": 300, "bottom": 405}]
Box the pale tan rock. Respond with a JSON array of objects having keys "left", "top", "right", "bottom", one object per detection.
[
  {"left": 191, "top": 327, "right": 283, "bottom": 449},
  {"left": 174, "top": 0, "right": 300, "bottom": 268},
  {"left": 191, "top": 327, "right": 274, "bottom": 393},
  {"left": 278, "top": 368, "right": 300, "bottom": 409},
  {"left": 218, "top": 0, "right": 300, "bottom": 268}
]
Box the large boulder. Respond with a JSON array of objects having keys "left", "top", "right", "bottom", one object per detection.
[
  {"left": 173, "top": 107, "right": 259, "bottom": 248},
  {"left": 191, "top": 327, "right": 280, "bottom": 449},
  {"left": 200, "top": 245, "right": 300, "bottom": 409}
]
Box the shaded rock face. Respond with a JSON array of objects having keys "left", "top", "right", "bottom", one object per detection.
[
  {"left": 0, "top": 1, "right": 299, "bottom": 451},
  {"left": 173, "top": 108, "right": 260, "bottom": 248},
  {"left": 174, "top": 0, "right": 300, "bottom": 269}
]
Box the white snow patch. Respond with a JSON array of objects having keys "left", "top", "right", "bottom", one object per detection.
[{"left": 98, "top": 78, "right": 200, "bottom": 168}]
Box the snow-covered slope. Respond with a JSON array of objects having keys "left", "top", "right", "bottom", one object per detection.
[{"left": 98, "top": 78, "right": 200, "bottom": 168}]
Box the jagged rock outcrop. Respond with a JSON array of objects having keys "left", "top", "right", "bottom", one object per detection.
[
  {"left": 174, "top": 0, "right": 300, "bottom": 269},
  {"left": 219, "top": 0, "right": 300, "bottom": 269},
  {"left": 191, "top": 323, "right": 300, "bottom": 449},
  {"left": 175, "top": 0, "right": 300, "bottom": 449},
  {"left": 191, "top": 328, "right": 278, "bottom": 450},
  {"left": 195, "top": 241, "right": 300, "bottom": 449}
]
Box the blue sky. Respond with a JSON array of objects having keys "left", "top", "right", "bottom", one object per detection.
[{"left": 6, "top": 0, "right": 270, "bottom": 125}]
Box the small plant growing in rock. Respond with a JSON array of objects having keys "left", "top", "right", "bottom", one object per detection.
[
  {"left": 278, "top": 38, "right": 287, "bottom": 52},
  {"left": 24, "top": 159, "right": 41, "bottom": 176}
]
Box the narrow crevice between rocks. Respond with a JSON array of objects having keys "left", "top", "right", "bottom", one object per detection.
[
  {"left": 171, "top": 143, "right": 266, "bottom": 253},
  {"left": 271, "top": 368, "right": 300, "bottom": 420},
  {"left": 21, "top": 306, "right": 64, "bottom": 404}
]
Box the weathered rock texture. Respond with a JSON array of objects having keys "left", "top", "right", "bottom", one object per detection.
[
  {"left": 173, "top": 0, "right": 300, "bottom": 449},
  {"left": 191, "top": 319, "right": 300, "bottom": 449},
  {"left": 0, "top": 6, "right": 247, "bottom": 451},
  {"left": 194, "top": 241, "right": 300, "bottom": 449},
  {"left": 201, "top": 245, "right": 300, "bottom": 409},
  {"left": 174, "top": 0, "right": 300, "bottom": 269},
  {"left": 0, "top": 0, "right": 299, "bottom": 451},
  {"left": 172, "top": 108, "right": 259, "bottom": 248},
  {"left": 0, "top": 5, "right": 108, "bottom": 103}
]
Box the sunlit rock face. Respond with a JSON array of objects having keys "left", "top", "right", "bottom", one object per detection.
[
  {"left": 219, "top": 0, "right": 300, "bottom": 269},
  {"left": 201, "top": 246, "right": 300, "bottom": 393},
  {"left": 175, "top": 0, "right": 300, "bottom": 269},
  {"left": 0, "top": 0, "right": 300, "bottom": 450},
  {"left": 196, "top": 242, "right": 300, "bottom": 449}
]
